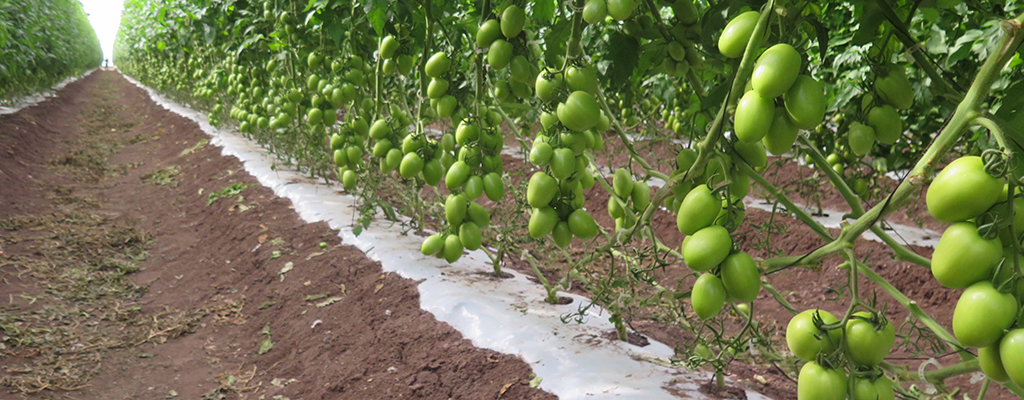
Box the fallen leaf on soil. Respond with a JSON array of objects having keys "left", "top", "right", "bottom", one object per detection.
[
  {"left": 305, "top": 251, "right": 325, "bottom": 260},
  {"left": 315, "top": 296, "right": 344, "bottom": 308},
  {"left": 270, "top": 378, "right": 297, "bottom": 388},
  {"left": 278, "top": 262, "right": 293, "bottom": 281},
  {"left": 529, "top": 376, "right": 542, "bottom": 388},
  {"left": 258, "top": 301, "right": 276, "bottom": 310},
  {"left": 258, "top": 234, "right": 268, "bottom": 244},
  {"left": 498, "top": 381, "right": 516, "bottom": 398},
  {"left": 257, "top": 337, "right": 273, "bottom": 355},
  {"left": 304, "top": 292, "right": 329, "bottom": 301}
]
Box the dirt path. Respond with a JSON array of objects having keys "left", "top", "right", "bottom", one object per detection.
[{"left": 0, "top": 70, "right": 555, "bottom": 400}]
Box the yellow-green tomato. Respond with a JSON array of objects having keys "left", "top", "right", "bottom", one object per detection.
[
  {"left": 676, "top": 184, "right": 719, "bottom": 235},
  {"left": 583, "top": 0, "right": 607, "bottom": 24},
  {"left": 557, "top": 91, "right": 601, "bottom": 132},
  {"left": 529, "top": 206, "right": 559, "bottom": 238},
  {"left": 786, "top": 309, "right": 841, "bottom": 361},
  {"left": 927, "top": 156, "right": 1003, "bottom": 222},
  {"left": 783, "top": 75, "right": 826, "bottom": 129},
  {"left": 980, "top": 344, "right": 1011, "bottom": 382},
  {"left": 844, "top": 312, "right": 896, "bottom": 366},
  {"left": 953, "top": 280, "right": 1018, "bottom": 348},
  {"left": 762, "top": 107, "right": 798, "bottom": 155},
  {"left": 734, "top": 90, "right": 774, "bottom": 143},
  {"left": 999, "top": 329, "right": 1024, "bottom": 387},
  {"left": 692, "top": 273, "right": 727, "bottom": 320},
  {"left": 931, "top": 222, "right": 1002, "bottom": 289},
  {"left": 848, "top": 122, "right": 875, "bottom": 157},
  {"left": 797, "top": 362, "right": 847, "bottom": 400},
  {"left": 720, "top": 252, "right": 760, "bottom": 303},
  {"left": 867, "top": 105, "right": 901, "bottom": 145},
  {"left": 682, "top": 225, "right": 732, "bottom": 272},
  {"left": 718, "top": 11, "right": 759, "bottom": 58},
  {"left": 751, "top": 44, "right": 802, "bottom": 98},
  {"left": 851, "top": 376, "right": 895, "bottom": 400}
]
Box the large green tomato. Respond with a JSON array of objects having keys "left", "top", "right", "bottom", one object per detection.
[
  {"left": 425, "top": 52, "right": 450, "bottom": 78},
  {"left": 875, "top": 64, "right": 914, "bottom": 110},
  {"left": 692, "top": 273, "right": 727, "bottom": 320},
  {"left": 867, "top": 105, "right": 901, "bottom": 145},
  {"left": 582, "top": 0, "right": 607, "bottom": 24},
  {"left": 399, "top": 152, "right": 424, "bottom": 178},
  {"left": 786, "top": 309, "right": 842, "bottom": 361},
  {"left": 682, "top": 225, "right": 732, "bottom": 272},
  {"left": 488, "top": 39, "right": 514, "bottom": 69},
  {"left": 459, "top": 221, "right": 482, "bottom": 251},
  {"left": 612, "top": 168, "right": 634, "bottom": 198},
  {"left": 529, "top": 206, "right": 559, "bottom": 238},
  {"left": 931, "top": 222, "right": 1002, "bottom": 289},
  {"left": 421, "top": 234, "right": 444, "bottom": 256},
  {"left": 443, "top": 234, "right": 464, "bottom": 263},
  {"left": 380, "top": 35, "right": 399, "bottom": 59},
  {"left": 980, "top": 344, "right": 1011, "bottom": 382},
  {"left": 606, "top": 0, "right": 634, "bottom": 21},
  {"left": 445, "top": 160, "right": 471, "bottom": 190},
  {"left": 718, "top": 11, "right": 759, "bottom": 58},
  {"left": 476, "top": 19, "right": 502, "bottom": 48},
  {"left": 751, "top": 44, "right": 802, "bottom": 98},
  {"left": 927, "top": 156, "right": 1003, "bottom": 222},
  {"left": 852, "top": 376, "right": 895, "bottom": 400},
  {"left": 527, "top": 172, "right": 558, "bottom": 208},
  {"left": 566, "top": 65, "right": 599, "bottom": 94},
  {"left": 557, "top": 91, "right": 600, "bottom": 132},
  {"left": 677, "top": 185, "right": 719, "bottom": 235},
  {"left": 734, "top": 90, "right": 774, "bottom": 143},
  {"left": 763, "top": 107, "right": 798, "bottom": 155},
  {"left": 783, "top": 76, "right": 826, "bottom": 129},
  {"left": 844, "top": 312, "right": 895, "bottom": 366},
  {"left": 847, "top": 122, "right": 875, "bottom": 157},
  {"left": 720, "top": 252, "right": 761, "bottom": 303},
  {"left": 797, "top": 362, "right": 847, "bottom": 400},
  {"left": 500, "top": 5, "right": 526, "bottom": 38},
  {"left": 953, "top": 280, "right": 1018, "bottom": 348},
  {"left": 1000, "top": 329, "right": 1024, "bottom": 387},
  {"left": 732, "top": 141, "right": 767, "bottom": 170},
  {"left": 568, "top": 209, "right": 598, "bottom": 239},
  {"left": 445, "top": 194, "right": 467, "bottom": 227}
]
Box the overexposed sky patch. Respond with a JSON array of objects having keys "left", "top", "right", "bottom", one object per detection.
[{"left": 79, "top": 0, "right": 124, "bottom": 64}]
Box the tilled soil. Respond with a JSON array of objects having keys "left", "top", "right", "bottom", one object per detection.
[{"left": 0, "top": 70, "right": 554, "bottom": 400}]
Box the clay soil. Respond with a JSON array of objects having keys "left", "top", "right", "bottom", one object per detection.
[{"left": 0, "top": 71, "right": 554, "bottom": 400}]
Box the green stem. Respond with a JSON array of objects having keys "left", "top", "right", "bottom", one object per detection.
[
  {"left": 872, "top": 0, "right": 963, "bottom": 97},
  {"left": 737, "top": 161, "right": 833, "bottom": 241}
]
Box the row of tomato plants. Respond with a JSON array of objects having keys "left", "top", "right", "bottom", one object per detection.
[
  {"left": 0, "top": 0, "right": 103, "bottom": 104},
  {"left": 114, "top": 0, "right": 1024, "bottom": 398}
]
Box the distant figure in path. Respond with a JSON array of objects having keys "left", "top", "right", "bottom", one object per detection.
[{"left": 104, "top": 59, "right": 109, "bottom": 69}]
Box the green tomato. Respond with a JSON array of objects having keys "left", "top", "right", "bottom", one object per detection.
[
  {"left": 421, "top": 234, "right": 444, "bottom": 256},
  {"left": 999, "top": 329, "right": 1024, "bottom": 387},
  {"left": 583, "top": 0, "right": 607, "bottom": 24},
  {"left": 786, "top": 309, "right": 842, "bottom": 362},
  {"left": 551, "top": 148, "right": 577, "bottom": 180},
  {"left": 844, "top": 312, "right": 896, "bottom": 366},
  {"left": 464, "top": 175, "right": 485, "bottom": 200},
  {"left": 530, "top": 141, "right": 554, "bottom": 166},
  {"left": 488, "top": 39, "right": 514, "bottom": 70},
  {"left": 980, "top": 344, "right": 1011, "bottom": 382},
  {"left": 682, "top": 225, "right": 732, "bottom": 272},
  {"left": 427, "top": 77, "right": 449, "bottom": 99},
  {"left": 476, "top": 19, "right": 502, "bottom": 48},
  {"left": 867, "top": 105, "right": 901, "bottom": 145},
  {"left": 734, "top": 90, "right": 774, "bottom": 143},
  {"left": 568, "top": 209, "right": 598, "bottom": 239},
  {"left": 425, "top": 52, "right": 451, "bottom": 78},
  {"left": 535, "top": 72, "right": 563, "bottom": 103},
  {"left": 751, "top": 44, "right": 802, "bottom": 98},
  {"left": 445, "top": 194, "right": 468, "bottom": 227},
  {"left": 676, "top": 184, "right": 719, "bottom": 235},
  {"left": 557, "top": 91, "right": 601, "bottom": 132},
  {"left": 445, "top": 160, "right": 471, "bottom": 190},
  {"left": 692, "top": 273, "right": 727, "bottom": 320},
  {"left": 631, "top": 181, "right": 651, "bottom": 212},
  {"left": 851, "top": 376, "right": 895, "bottom": 400},
  {"left": 443, "top": 234, "right": 464, "bottom": 263},
  {"left": 612, "top": 168, "right": 634, "bottom": 198},
  {"left": 932, "top": 222, "right": 1003, "bottom": 289},
  {"left": 732, "top": 140, "right": 767, "bottom": 169},
  {"left": 797, "top": 362, "right": 847, "bottom": 400},
  {"left": 720, "top": 252, "right": 760, "bottom": 303},
  {"left": 606, "top": 0, "right": 635, "bottom": 21},
  {"left": 341, "top": 169, "right": 357, "bottom": 190},
  {"left": 500, "top": 5, "right": 526, "bottom": 38},
  {"left": 552, "top": 221, "right": 573, "bottom": 248},
  {"left": 848, "top": 122, "right": 876, "bottom": 157},
  {"left": 422, "top": 158, "right": 443, "bottom": 186},
  {"left": 784, "top": 75, "right": 826, "bottom": 129},
  {"left": 380, "top": 35, "right": 399, "bottom": 59},
  {"left": 529, "top": 206, "right": 559, "bottom": 238},
  {"left": 481, "top": 172, "right": 505, "bottom": 202},
  {"left": 459, "top": 221, "right": 482, "bottom": 251},
  {"left": 875, "top": 64, "right": 914, "bottom": 110},
  {"left": 399, "top": 152, "right": 424, "bottom": 179},
  {"left": 927, "top": 156, "right": 1003, "bottom": 222},
  {"left": 717, "top": 11, "right": 759, "bottom": 58},
  {"left": 527, "top": 172, "right": 558, "bottom": 208},
  {"left": 953, "top": 280, "right": 1018, "bottom": 348},
  {"left": 566, "top": 65, "right": 599, "bottom": 95}
]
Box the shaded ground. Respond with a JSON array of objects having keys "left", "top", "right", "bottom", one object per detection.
[{"left": 0, "top": 71, "right": 554, "bottom": 400}]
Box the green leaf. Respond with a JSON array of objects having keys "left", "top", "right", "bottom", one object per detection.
[
  {"left": 532, "top": 0, "right": 555, "bottom": 24},
  {"left": 607, "top": 33, "right": 639, "bottom": 88},
  {"left": 803, "top": 18, "right": 829, "bottom": 64},
  {"left": 851, "top": 2, "right": 882, "bottom": 46},
  {"left": 327, "top": 21, "right": 346, "bottom": 46},
  {"left": 542, "top": 20, "right": 570, "bottom": 67},
  {"left": 257, "top": 337, "right": 274, "bottom": 355},
  {"left": 364, "top": 0, "right": 387, "bottom": 38}
]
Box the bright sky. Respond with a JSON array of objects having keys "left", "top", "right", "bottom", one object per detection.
[{"left": 79, "top": 0, "right": 125, "bottom": 64}]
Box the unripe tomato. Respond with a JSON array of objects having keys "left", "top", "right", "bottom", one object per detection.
[
  {"left": 566, "top": 65, "right": 599, "bottom": 95},
  {"left": 677, "top": 184, "right": 719, "bottom": 235},
  {"left": 682, "top": 225, "right": 731, "bottom": 271},
  {"left": 751, "top": 44, "right": 801, "bottom": 98},
  {"left": 557, "top": 91, "right": 601, "bottom": 132},
  {"left": 583, "top": 0, "right": 607, "bottom": 24},
  {"left": 501, "top": 5, "right": 526, "bottom": 38},
  {"left": 468, "top": 202, "right": 490, "bottom": 229},
  {"left": 510, "top": 55, "right": 533, "bottom": 83},
  {"left": 380, "top": 35, "right": 399, "bottom": 59},
  {"left": 529, "top": 206, "right": 559, "bottom": 238},
  {"left": 848, "top": 122, "right": 875, "bottom": 156},
  {"left": 631, "top": 181, "right": 651, "bottom": 212},
  {"left": 851, "top": 375, "right": 894, "bottom": 400},
  {"left": 732, "top": 140, "right": 767, "bottom": 169},
  {"left": 476, "top": 19, "right": 502, "bottom": 48},
  {"left": 425, "top": 52, "right": 450, "bottom": 78},
  {"left": 552, "top": 221, "right": 573, "bottom": 248},
  {"left": 676, "top": 148, "right": 697, "bottom": 171},
  {"left": 445, "top": 194, "right": 467, "bottom": 227},
  {"left": 797, "top": 362, "right": 847, "bottom": 400},
  {"left": 786, "top": 309, "right": 841, "bottom": 361},
  {"left": 527, "top": 172, "right": 558, "bottom": 208},
  {"left": 999, "top": 329, "right": 1024, "bottom": 387},
  {"left": 953, "top": 280, "right": 1018, "bottom": 348},
  {"left": 718, "top": 11, "right": 759, "bottom": 58},
  {"left": 459, "top": 221, "right": 482, "bottom": 251},
  {"left": 720, "top": 252, "right": 760, "bottom": 303},
  {"left": 980, "top": 344, "right": 1011, "bottom": 382},
  {"left": 875, "top": 64, "right": 914, "bottom": 110},
  {"left": 445, "top": 160, "right": 471, "bottom": 190},
  {"left": 927, "top": 156, "right": 1003, "bottom": 222},
  {"left": 427, "top": 78, "right": 449, "bottom": 99},
  {"left": 606, "top": 0, "right": 634, "bottom": 21},
  {"left": 734, "top": 90, "right": 774, "bottom": 143},
  {"left": 612, "top": 168, "right": 634, "bottom": 198},
  {"left": 342, "top": 169, "right": 357, "bottom": 190},
  {"left": 867, "top": 105, "right": 901, "bottom": 145},
  {"left": 443, "top": 234, "right": 464, "bottom": 263},
  {"left": 421, "top": 234, "right": 444, "bottom": 256},
  {"left": 488, "top": 39, "right": 514, "bottom": 69},
  {"left": 422, "top": 158, "right": 443, "bottom": 186},
  {"left": 399, "top": 152, "right": 424, "bottom": 178},
  {"left": 436, "top": 95, "right": 458, "bottom": 118},
  {"left": 844, "top": 312, "right": 896, "bottom": 366},
  {"left": 551, "top": 148, "right": 577, "bottom": 180},
  {"left": 931, "top": 222, "right": 1002, "bottom": 289},
  {"left": 783, "top": 76, "right": 826, "bottom": 129},
  {"left": 692, "top": 273, "right": 727, "bottom": 320},
  {"left": 568, "top": 209, "right": 598, "bottom": 239},
  {"left": 535, "top": 72, "right": 562, "bottom": 103},
  {"left": 530, "top": 142, "right": 554, "bottom": 166},
  {"left": 464, "top": 175, "right": 485, "bottom": 200}
]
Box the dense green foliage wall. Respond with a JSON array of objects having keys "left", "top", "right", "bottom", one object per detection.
[
  {"left": 0, "top": 0, "right": 102, "bottom": 103},
  {"left": 115, "top": 0, "right": 1024, "bottom": 397}
]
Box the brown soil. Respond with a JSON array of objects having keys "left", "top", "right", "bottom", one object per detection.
[{"left": 0, "top": 71, "right": 554, "bottom": 400}]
